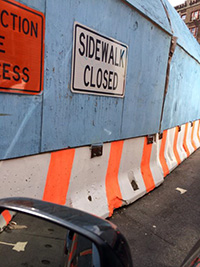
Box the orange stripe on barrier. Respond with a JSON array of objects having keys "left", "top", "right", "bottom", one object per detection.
[
  {"left": 197, "top": 120, "right": 200, "bottom": 143},
  {"left": 2, "top": 210, "right": 12, "bottom": 224},
  {"left": 68, "top": 234, "right": 78, "bottom": 262},
  {"left": 191, "top": 123, "right": 197, "bottom": 150},
  {"left": 141, "top": 137, "right": 155, "bottom": 193},
  {"left": 183, "top": 123, "right": 190, "bottom": 157},
  {"left": 43, "top": 149, "right": 75, "bottom": 205},
  {"left": 159, "top": 130, "right": 169, "bottom": 177},
  {"left": 105, "top": 141, "right": 124, "bottom": 216},
  {"left": 80, "top": 249, "right": 92, "bottom": 256},
  {"left": 173, "top": 127, "right": 181, "bottom": 165}
]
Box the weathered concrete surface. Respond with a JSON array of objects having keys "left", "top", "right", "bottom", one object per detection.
[{"left": 110, "top": 148, "right": 200, "bottom": 267}]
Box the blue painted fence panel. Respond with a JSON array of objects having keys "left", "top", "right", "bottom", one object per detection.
[
  {"left": 41, "top": 0, "right": 171, "bottom": 151},
  {"left": 125, "top": 0, "right": 171, "bottom": 33},
  {"left": 1, "top": 0, "right": 200, "bottom": 159},
  {"left": 161, "top": 0, "right": 200, "bottom": 130},
  {"left": 0, "top": 95, "right": 42, "bottom": 159},
  {"left": 121, "top": 18, "right": 171, "bottom": 138},
  {"left": 17, "top": 0, "right": 45, "bottom": 13},
  {"left": 161, "top": 46, "right": 200, "bottom": 130}
]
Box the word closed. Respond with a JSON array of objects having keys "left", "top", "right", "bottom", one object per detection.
[{"left": 71, "top": 22, "right": 128, "bottom": 97}]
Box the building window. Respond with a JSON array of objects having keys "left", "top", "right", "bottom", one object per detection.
[
  {"left": 191, "top": 10, "right": 199, "bottom": 21},
  {"left": 181, "top": 14, "right": 186, "bottom": 20},
  {"left": 190, "top": 27, "right": 198, "bottom": 37}
]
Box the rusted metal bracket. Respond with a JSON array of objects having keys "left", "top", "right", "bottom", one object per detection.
[
  {"left": 91, "top": 143, "right": 103, "bottom": 158},
  {"left": 147, "top": 135, "right": 154, "bottom": 144}
]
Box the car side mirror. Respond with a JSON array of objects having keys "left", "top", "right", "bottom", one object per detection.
[{"left": 0, "top": 198, "right": 133, "bottom": 267}]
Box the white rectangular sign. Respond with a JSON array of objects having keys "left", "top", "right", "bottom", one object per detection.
[{"left": 71, "top": 22, "right": 128, "bottom": 97}]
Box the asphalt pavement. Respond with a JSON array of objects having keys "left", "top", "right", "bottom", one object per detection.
[{"left": 110, "top": 148, "right": 200, "bottom": 267}]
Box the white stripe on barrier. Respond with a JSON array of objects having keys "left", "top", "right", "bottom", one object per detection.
[
  {"left": 176, "top": 126, "right": 187, "bottom": 162},
  {"left": 198, "top": 120, "right": 200, "bottom": 142},
  {"left": 192, "top": 120, "right": 200, "bottom": 149},
  {"left": 118, "top": 137, "right": 146, "bottom": 205},
  {"left": 0, "top": 154, "right": 50, "bottom": 199},
  {"left": 164, "top": 127, "right": 178, "bottom": 172},
  {"left": 0, "top": 214, "right": 7, "bottom": 231},
  {"left": 150, "top": 134, "right": 164, "bottom": 187},
  {"left": 0, "top": 210, "right": 16, "bottom": 231},
  {"left": 66, "top": 144, "right": 110, "bottom": 218},
  {"left": 186, "top": 122, "right": 195, "bottom": 155}
]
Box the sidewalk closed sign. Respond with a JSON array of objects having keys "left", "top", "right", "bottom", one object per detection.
[
  {"left": 0, "top": 0, "right": 45, "bottom": 95},
  {"left": 71, "top": 22, "right": 128, "bottom": 98}
]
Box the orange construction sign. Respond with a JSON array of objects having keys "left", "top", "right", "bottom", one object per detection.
[{"left": 0, "top": 0, "right": 45, "bottom": 94}]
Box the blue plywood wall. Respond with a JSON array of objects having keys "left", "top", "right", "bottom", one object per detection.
[
  {"left": 1, "top": 0, "right": 200, "bottom": 160},
  {"left": 160, "top": 0, "right": 200, "bottom": 130},
  {"left": 161, "top": 46, "right": 200, "bottom": 130},
  {"left": 41, "top": 0, "right": 171, "bottom": 152}
]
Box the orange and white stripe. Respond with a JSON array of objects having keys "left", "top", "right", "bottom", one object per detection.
[
  {"left": 192, "top": 120, "right": 200, "bottom": 148},
  {"left": 0, "top": 120, "right": 199, "bottom": 218},
  {"left": 184, "top": 123, "right": 195, "bottom": 156},
  {"left": 0, "top": 210, "right": 16, "bottom": 231},
  {"left": 175, "top": 126, "right": 187, "bottom": 163},
  {"left": 158, "top": 120, "right": 200, "bottom": 178},
  {"left": 63, "top": 144, "right": 110, "bottom": 217},
  {"left": 161, "top": 127, "right": 178, "bottom": 173}
]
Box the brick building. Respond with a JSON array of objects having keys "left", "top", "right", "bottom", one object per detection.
[{"left": 175, "top": 0, "right": 200, "bottom": 43}]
